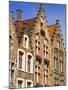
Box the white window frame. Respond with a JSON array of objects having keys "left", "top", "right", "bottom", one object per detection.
[
  {"left": 17, "top": 78, "right": 25, "bottom": 88},
  {"left": 17, "top": 49, "right": 25, "bottom": 71},
  {"left": 26, "top": 80, "right": 33, "bottom": 88},
  {"left": 23, "top": 34, "right": 29, "bottom": 49},
  {"left": 26, "top": 52, "right": 33, "bottom": 73}
]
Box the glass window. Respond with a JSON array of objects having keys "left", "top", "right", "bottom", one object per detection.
[
  {"left": 18, "top": 80, "right": 23, "bottom": 88},
  {"left": 27, "top": 55, "right": 32, "bottom": 72},
  {"left": 25, "top": 37, "right": 27, "bottom": 47}
]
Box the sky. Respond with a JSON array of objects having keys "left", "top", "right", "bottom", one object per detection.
[{"left": 9, "top": 1, "right": 66, "bottom": 47}]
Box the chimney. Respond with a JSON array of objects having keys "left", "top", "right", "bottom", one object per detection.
[
  {"left": 16, "top": 9, "right": 22, "bottom": 21},
  {"left": 56, "top": 19, "right": 60, "bottom": 25}
]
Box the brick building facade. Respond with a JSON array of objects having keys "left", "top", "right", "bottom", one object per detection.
[{"left": 9, "top": 4, "right": 66, "bottom": 88}]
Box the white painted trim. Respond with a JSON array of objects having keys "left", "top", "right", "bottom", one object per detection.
[
  {"left": 26, "top": 79, "right": 33, "bottom": 88},
  {"left": 23, "top": 34, "right": 29, "bottom": 49},
  {"left": 17, "top": 78, "right": 25, "bottom": 88},
  {"left": 17, "top": 49, "right": 26, "bottom": 71},
  {"left": 26, "top": 52, "right": 33, "bottom": 73}
]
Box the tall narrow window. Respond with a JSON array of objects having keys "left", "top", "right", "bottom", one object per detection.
[
  {"left": 44, "top": 45, "right": 47, "bottom": 58},
  {"left": 19, "top": 51, "right": 23, "bottom": 69},
  {"left": 60, "top": 60, "right": 63, "bottom": 71},
  {"left": 35, "top": 61, "right": 40, "bottom": 83},
  {"left": 27, "top": 55, "right": 32, "bottom": 72},
  {"left": 10, "top": 70, "right": 14, "bottom": 83},
  {"left": 25, "top": 37, "right": 27, "bottom": 47},
  {"left": 54, "top": 58, "right": 56, "bottom": 69},
  {"left": 54, "top": 78, "right": 57, "bottom": 86},
  {"left": 26, "top": 53, "right": 33, "bottom": 73},
  {"left": 18, "top": 80, "right": 23, "bottom": 88},
  {"left": 9, "top": 62, "right": 15, "bottom": 83},
  {"left": 54, "top": 57, "right": 58, "bottom": 69},
  {"left": 44, "top": 64, "right": 48, "bottom": 85},
  {"left": 23, "top": 35, "right": 29, "bottom": 48},
  {"left": 35, "top": 40, "right": 40, "bottom": 55},
  {"left": 44, "top": 40, "right": 48, "bottom": 59}
]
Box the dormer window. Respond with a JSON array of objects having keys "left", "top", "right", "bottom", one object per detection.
[{"left": 23, "top": 34, "right": 29, "bottom": 49}]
